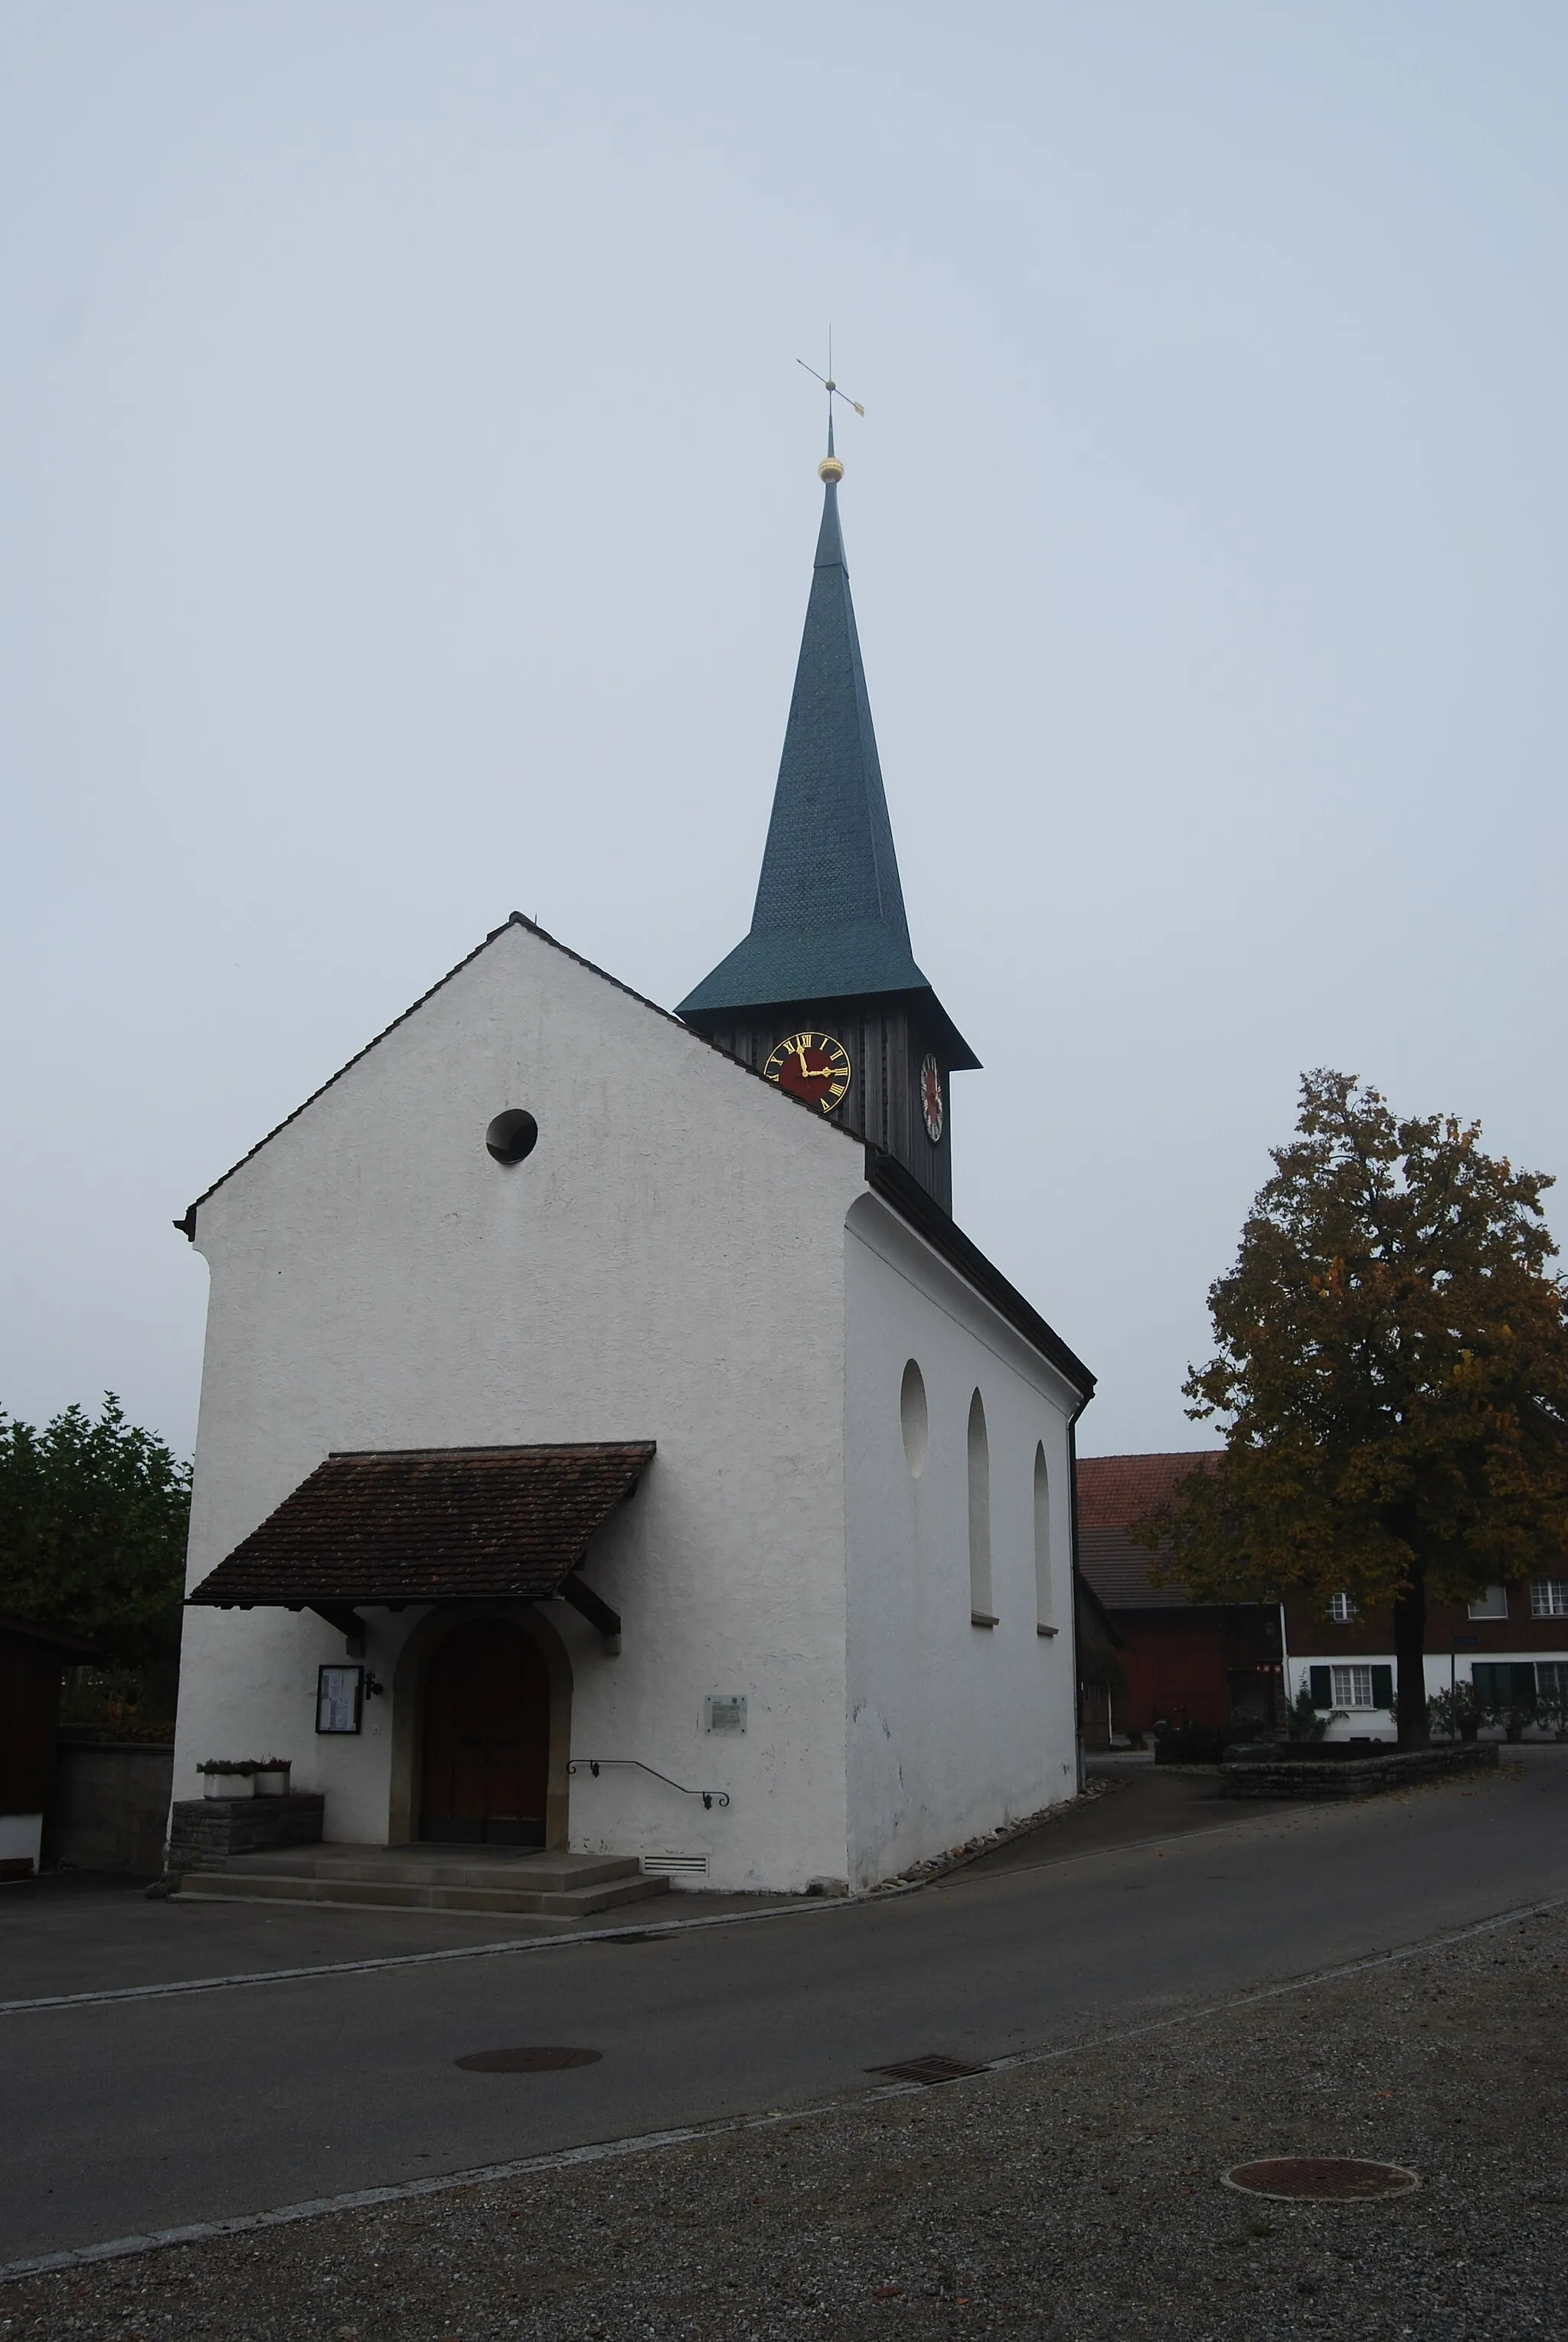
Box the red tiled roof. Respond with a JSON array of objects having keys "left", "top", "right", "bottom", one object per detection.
[
  {"left": 1076, "top": 1451, "right": 1221, "bottom": 1530},
  {"left": 187, "top": 1444, "right": 655, "bottom": 1609},
  {"left": 1074, "top": 1451, "right": 1223, "bottom": 1612}
]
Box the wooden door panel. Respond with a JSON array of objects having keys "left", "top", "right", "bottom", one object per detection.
[{"left": 420, "top": 1622, "right": 550, "bottom": 1844}]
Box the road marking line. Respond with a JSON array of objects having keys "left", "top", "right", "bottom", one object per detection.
[
  {"left": 0, "top": 1892, "right": 901, "bottom": 2017},
  {"left": 1, "top": 1892, "right": 1561, "bottom": 2288}
]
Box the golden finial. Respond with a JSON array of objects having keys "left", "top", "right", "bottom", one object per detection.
[{"left": 797, "top": 332, "right": 863, "bottom": 477}]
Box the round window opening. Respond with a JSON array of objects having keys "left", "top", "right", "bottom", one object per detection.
[{"left": 486, "top": 1109, "right": 538, "bottom": 1166}]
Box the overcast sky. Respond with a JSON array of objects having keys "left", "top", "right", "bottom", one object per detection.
[{"left": 4, "top": 2, "right": 1566, "bottom": 1462}]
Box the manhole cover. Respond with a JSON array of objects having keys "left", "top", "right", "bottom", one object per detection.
[
  {"left": 868, "top": 2053, "right": 991, "bottom": 2086},
  {"left": 1223, "top": 2157, "right": 1419, "bottom": 2202},
  {"left": 454, "top": 2046, "right": 602, "bottom": 2073}
]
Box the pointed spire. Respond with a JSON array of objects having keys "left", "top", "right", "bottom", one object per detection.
[
  {"left": 678, "top": 459, "right": 978, "bottom": 1070},
  {"left": 744, "top": 469, "right": 914, "bottom": 962}
]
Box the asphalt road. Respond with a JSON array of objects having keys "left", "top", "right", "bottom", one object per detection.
[{"left": 2, "top": 1753, "right": 1564, "bottom": 2266}]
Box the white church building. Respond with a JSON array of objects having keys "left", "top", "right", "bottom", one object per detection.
[{"left": 171, "top": 437, "right": 1096, "bottom": 1896}]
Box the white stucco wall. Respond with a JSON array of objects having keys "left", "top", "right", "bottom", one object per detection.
[
  {"left": 174, "top": 920, "right": 867, "bottom": 1892},
  {"left": 841, "top": 1194, "right": 1083, "bottom": 1887}
]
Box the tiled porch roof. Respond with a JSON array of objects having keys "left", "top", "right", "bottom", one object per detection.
[{"left": 186, "top": 1443, "right": 654, "bottom": 1608}]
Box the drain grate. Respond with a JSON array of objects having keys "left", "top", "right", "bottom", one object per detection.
[
  {"left": 868, "top": 2053, "right": 991, "bottom": 2086},
  {"left": 454, "top": 2046, "right": 602, "bottom": 2073},
  {"left": 1224, "top": 2157, "right": 1419, "bottom": 2203}
]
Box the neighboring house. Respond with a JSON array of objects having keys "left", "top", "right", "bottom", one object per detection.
[
  {"left": 1284, "top": 1579, "right": 1568, "bottom": 1741},
  {"left": 171, "top": 446, "right": 1096, "bottom": 1896},
  {"left": 1074, "top": 1453, "right": 1282, "bottom": 1739},
  {"left": 0, "top": 1615, "right": 103, "bottom": 1878},
  {"left": 1072, "top": 1448, "right": 1568, "bottom": 1746}
]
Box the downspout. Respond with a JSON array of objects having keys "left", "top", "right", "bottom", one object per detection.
[
  {"left": 1278, "top": 1599, "right": 1290, "bottom": 1731},
  {"left": 1067, "top": 1393, "right": 1092, "bottom": 1795}
]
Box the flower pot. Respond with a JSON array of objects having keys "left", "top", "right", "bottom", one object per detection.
[
  {"left": 254, "top": 1765, "right": 292, "bottom": 1797},
  {"left": 202, "top": 1771, "right": 254, "bottom": 1799}
]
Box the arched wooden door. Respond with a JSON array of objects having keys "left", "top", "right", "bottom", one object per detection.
[{"left": 420, "top": 1620, "right": 550, "bottom": 1845}]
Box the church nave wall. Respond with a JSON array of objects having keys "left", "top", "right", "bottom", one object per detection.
[{"left": 842, "top": 1194, "right": 1081, "bottom": 1889}]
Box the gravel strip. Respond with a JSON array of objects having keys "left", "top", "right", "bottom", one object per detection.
[{"left": 3, "top": 1909, "right": 1563, "bottom": 2340}]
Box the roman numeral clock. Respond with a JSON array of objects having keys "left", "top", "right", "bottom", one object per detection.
[{"left": 763, "top": 1031, "right": 852, "bottom": 1114}]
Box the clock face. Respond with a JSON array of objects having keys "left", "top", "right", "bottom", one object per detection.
[
  {"left": 763, "top": 1031, "right": 852, "bottom": 1115},
  {"left": 920, "top": 1053, "right": 945, "bottom": 1145}
]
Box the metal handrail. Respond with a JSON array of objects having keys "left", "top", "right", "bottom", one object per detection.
[{"left": 567, "top": 1757, "right": 730, "bottom": 1810}]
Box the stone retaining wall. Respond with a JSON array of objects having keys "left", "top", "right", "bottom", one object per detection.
[
  {"left": 48, "top": 1743, "right": 175, "bottom": 1875},
  {"left": 1220, "top": 1742, "right": 1499, "bottom": 1799}
]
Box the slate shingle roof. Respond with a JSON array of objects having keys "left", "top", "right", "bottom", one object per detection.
[
  {"left": 678, "top": 483, "right": 978, "bottom": 1069},
  {"left": 1075, "top": 1451, "right": 1223, "bottom": 1612},
  {"left": 186, "top": 1443, "right": 655, "bottom": 1608}
]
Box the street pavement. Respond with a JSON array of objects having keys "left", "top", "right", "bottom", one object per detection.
[{"left": 2, "top": 1751, "right": 1563, "bottom": 2267}]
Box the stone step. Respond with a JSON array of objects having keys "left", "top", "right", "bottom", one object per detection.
[
  {"left": 218, "top": 1849, "right": 645, "bottom": 1893},
  {"left": 172, "top": 1864, "right": 671, "bottom": 1919}
]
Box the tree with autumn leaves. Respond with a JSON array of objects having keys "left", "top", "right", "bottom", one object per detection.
[{"left": 1137, "top": 1070, "right": 1568, "bottom": 1746}]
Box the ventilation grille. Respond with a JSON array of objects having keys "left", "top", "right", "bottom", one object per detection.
[{"left": 642, "top": 1854, "right": 710, "bottom": 1880}]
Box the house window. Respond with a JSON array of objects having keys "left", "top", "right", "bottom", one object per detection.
[
  {"left": 1328, "top": 1592, "right": 1356, "bottom": 1624},
  {"left": 1311, "top": 1664, "right": 1392, "bottom": 1710},
  {"left": 1473, "top": 1661, "right": 1537, "bottom": 1707},
  {"left": 1537, "top": 1662, "right": 1568, "bottom": 1700},
  {"left": 1033, "top": 1443, "right": 1052, "bottom": 1629},
  {"left": 967, "top": 1390, "right": 994, "bottom": 1625},
  {"left": 1468, "top": 1586, "right": 1509, "bottom": 1621},
  {"left": 1530, "top": 1579, "right": 1568, "bottom": 1618}
]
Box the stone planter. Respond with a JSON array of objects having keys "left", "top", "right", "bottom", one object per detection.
[
  {"left": 254, "top": 1765, "right": 292, "bottom": 1797},
  {"left": 201, "top": 1769, "right": 255, "bottom": 1799},
  {"left": 167, "top": 1792, "right": 325, "bottom": 1874}
]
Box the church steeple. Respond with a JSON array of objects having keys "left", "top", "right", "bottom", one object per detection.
[{"left": 678, "top": 439, "right": 977, "bottom": 1208}]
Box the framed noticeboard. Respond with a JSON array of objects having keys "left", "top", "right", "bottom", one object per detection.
[{"left": 316, "top": 1664, "right": 364, "bottom": 1735}]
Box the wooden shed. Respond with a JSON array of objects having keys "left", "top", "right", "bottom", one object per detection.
[{"left": 0, "top": 1614, "right": 103, "bottom": 1879}]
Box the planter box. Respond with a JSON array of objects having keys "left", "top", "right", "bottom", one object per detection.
[
  {"left": 1220, "top": 1742, "right": 1500, "bottom": 1800},
  {"left": 166, "top": 1792, "right": 325, "bottom": 1873},
  {"left": 203, "top": 1772, "right": 255, "bottom": 1799},
  {"left": 254, "top": 1768, "right": 292, "bottom": 1797}
]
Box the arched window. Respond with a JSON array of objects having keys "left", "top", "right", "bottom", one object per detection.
[
  {"left": 900, "top": 1360, "right": 928, "bottom": 1478},
  {"left": 1034, "top": 1443, "right": 1053, "bottom": 1628},
  {"left": 967, "top": 1390, "right": 994, "bottom": 1625}
]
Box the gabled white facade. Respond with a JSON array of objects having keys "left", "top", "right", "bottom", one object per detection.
[{"left": 173, "top": 917, "right": 1088, "bottom": 1893}]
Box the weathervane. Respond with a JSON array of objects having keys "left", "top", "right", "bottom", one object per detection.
[{"left": 797, "top": 330, "right": 863, "bottom": 482}]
